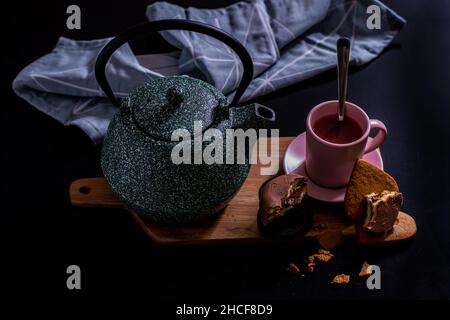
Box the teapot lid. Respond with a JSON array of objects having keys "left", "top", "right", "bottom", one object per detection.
[{"left": 127, "top": 76, "right": 227, "bottom": 140}]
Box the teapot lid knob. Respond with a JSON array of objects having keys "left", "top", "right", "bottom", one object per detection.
[{"left": 166, "top": 87, "right": 184, "bottom": 108}]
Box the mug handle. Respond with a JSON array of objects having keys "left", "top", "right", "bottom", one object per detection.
[{"left": 364, "top": 119, "right": 387, "bottom": 154}]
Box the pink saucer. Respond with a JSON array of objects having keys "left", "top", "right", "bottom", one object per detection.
[{"left": 283, "top": 133, "right": 384, "bottom": 203}]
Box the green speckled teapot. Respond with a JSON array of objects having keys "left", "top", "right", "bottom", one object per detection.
[{"left": 95, "top": 20, "right": 275, "bottom": 224}]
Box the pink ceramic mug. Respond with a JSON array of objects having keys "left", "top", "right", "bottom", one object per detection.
[{"left": 306, "top": 100, "right": 387, "bottom": 188}]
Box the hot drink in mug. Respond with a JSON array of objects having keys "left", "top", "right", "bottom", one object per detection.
[{"left": 305, "top": 100, "right": 387, "bottom": 188}]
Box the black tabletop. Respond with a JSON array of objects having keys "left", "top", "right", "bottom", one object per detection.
[{"left": 1, "top": 0, "right": 450, "bottom": 305}]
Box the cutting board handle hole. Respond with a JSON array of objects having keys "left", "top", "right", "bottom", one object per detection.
[{"left": 79, "top": 186, "right": 91, "bottom": 194}]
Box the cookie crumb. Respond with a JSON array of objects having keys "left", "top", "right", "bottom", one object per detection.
[
  {"left": 359, "top": 261, "right": 372, "bottom": 279},
  {"left": 331, "top": 274, "right": 350, "bottom": 284},
  {"left": 307, "top": 255, "right": 316, "bottom": 272},
  {"left": 312, "top": 249, "right": 334, "bottom": 263},
  {"left": 314, "top": 253, "right": 333, "bottom": 262},
  {"left": 306, "top": 249, "right": 334, "bottom": 270},
  {"left": 287, "top": 263, "right": 301, "bottom": 274}
]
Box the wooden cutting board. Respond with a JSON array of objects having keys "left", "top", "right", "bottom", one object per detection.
[{"left": 69, "top": 137, "right": 416, "bottom": 245}]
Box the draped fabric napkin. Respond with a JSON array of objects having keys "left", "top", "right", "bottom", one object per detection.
[{"left": 13, "top": 0, "right": 405, "bottom": 143}]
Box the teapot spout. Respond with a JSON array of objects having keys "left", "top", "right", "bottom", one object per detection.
[{"left": 229, "top": 103, "right": 275, "bottom": 130}]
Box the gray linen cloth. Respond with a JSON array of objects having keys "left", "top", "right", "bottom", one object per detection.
[{"left": 13, "top": 0, "right": 405, "bottom": 143}]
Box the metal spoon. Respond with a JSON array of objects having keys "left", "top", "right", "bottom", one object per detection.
[{"left": 337, "top": 37, "right": 350, "bottom": 121}]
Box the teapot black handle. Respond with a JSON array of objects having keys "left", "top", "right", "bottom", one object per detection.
[{"left": 95, "top": 19, "right": 254, "bottom": 108}]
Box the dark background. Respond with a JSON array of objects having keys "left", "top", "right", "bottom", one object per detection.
[{"left": 1, "top": 0, "right": 450, "bottom": 305}]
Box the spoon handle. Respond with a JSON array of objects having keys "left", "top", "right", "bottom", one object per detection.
[{"left": 337, "top": 38, "right": 350, "bottom": 121}]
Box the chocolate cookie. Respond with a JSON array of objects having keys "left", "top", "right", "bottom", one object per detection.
[{"left": 257, "top": 174, "right": 312, "bottom": 238}]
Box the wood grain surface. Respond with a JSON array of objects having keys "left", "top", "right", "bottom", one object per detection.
[{"left": 69, "top": 137, "right": 416, "bottom": 245}]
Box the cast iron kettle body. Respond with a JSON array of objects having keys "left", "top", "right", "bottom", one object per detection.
[{"left": 95, "top": 20, "right": 275, "bottom": 224}]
